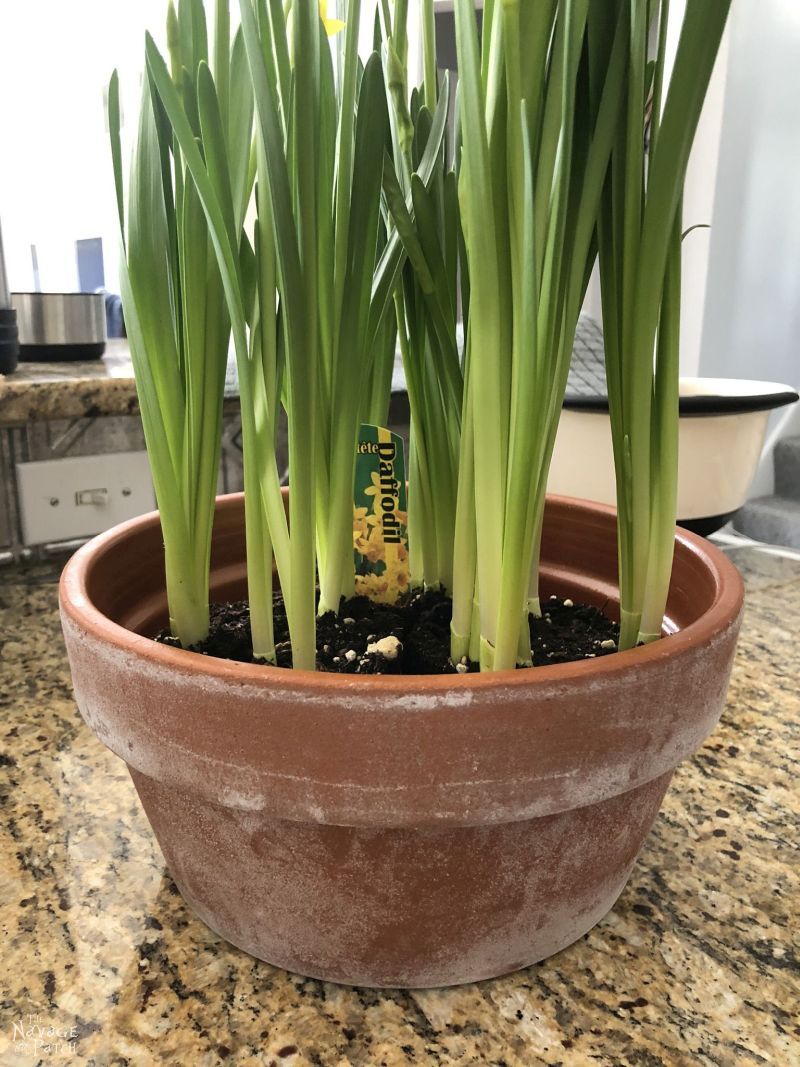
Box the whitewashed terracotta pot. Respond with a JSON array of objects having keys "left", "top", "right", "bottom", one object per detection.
[{"left": 60, "top": 492, "right": 743, "bottom": 987}]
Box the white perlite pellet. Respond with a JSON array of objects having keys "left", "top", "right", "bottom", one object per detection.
[{"left": 366, "top": 635, "right": 402, "bottom": 660}]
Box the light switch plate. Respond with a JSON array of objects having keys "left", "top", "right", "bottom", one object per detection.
[{"left": 17, "top": 451, "right": 155, "bottom": 545}]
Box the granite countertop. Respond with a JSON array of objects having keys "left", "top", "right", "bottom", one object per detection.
[
  {"left": 0, "top": 342, "right": 409, "bottom": 428},
  {"left": 0, "top": 341, "right": 143, "bottom": 426},
  {"left": 0, "top": 543, "right": 797, "bottom": 1065},
  {"left": 0, "top": 340, "right": 246, "bottom": 428}
]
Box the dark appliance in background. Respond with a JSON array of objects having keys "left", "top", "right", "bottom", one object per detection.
[{"left": 0, "top": 219, "right": 20, "bottom": 374}]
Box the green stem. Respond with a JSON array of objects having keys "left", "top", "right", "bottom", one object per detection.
[
  {"left": 450, "top": 372, "right": 476, "bottom": 662},
  {"left": 163, "top": 528, "right": 211, "bottom": 647},
  {"left": 639, "top": 208, "right": 681, "bottom": 643},
  {"left": 421, "top": 0, "right": 437, "bottom": 112}
]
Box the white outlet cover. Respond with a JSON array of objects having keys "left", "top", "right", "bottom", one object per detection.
[{"left": 17, "top": 451, "right": 156, "bottom": 546}]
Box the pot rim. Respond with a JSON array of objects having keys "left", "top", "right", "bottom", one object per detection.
[{"left": 60, "top": 492, "right": 744, "bottom": 694}]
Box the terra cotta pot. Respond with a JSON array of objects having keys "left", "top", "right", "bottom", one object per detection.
[{"left": 59, "top": 492, "right": 743, "bottom": 988}]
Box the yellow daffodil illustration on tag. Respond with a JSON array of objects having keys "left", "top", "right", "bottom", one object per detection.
[{"left": 353, "top": 425, "right": 409, "bottom": 604}]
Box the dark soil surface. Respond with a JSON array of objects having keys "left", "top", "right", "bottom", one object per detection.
[{"left": 156, "top": 588, "right": 620, "bottom": 674}]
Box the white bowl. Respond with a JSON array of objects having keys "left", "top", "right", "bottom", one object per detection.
[{"left": 548, "top": 378, "right": 799, "bottom": 535}]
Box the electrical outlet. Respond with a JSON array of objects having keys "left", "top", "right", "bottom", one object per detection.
[{"left": 16, "top": 451, "right": 155, "bottom": 545}]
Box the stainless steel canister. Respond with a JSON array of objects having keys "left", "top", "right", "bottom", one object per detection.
[{"left": 12, "top": 291, "right": 107, "bottom": 361}]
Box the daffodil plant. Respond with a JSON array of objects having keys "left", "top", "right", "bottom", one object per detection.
[
  {"left": 108, "top": 0, "right": 253, "bottom": 648},
  {"left": 114, "top": 0, "right": 729, "bottom": 673},
  {"left": 393, "top": 0, "right": 728, "bottom": 669},
  {"left": 379, "top": 0, "right": 463, "bottom": 594},
  {"left": 447, "top": 0, "right": 633, "bottom": 670},
  {"left": 595, "top": 0, "right": 731, "bottom": 649},
  {"left": 141, "top": 0, "right": 383, "bottom": 667},
  {"left": 120, "top": 0, "right": 447, "bottom": 667}
]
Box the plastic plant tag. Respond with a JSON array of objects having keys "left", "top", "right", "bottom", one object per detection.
[{"left": 353, "top": 425, "right": 409, "bottom": 604}]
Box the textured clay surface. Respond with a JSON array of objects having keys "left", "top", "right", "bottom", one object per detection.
[
  {"left": 131, "top": 767, "right": 673, "bottom": 987},
  {"left": 57, "top": 493, "right": 744, "bottom": 987}
]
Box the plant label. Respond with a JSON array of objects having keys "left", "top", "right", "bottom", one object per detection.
[{"left": 353, "top": 425, "right": 409, "bottom": 604}]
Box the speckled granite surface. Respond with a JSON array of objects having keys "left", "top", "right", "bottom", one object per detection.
[
  {"left": 0, "top": 343, "right": 404, "bottom": 427},
  {"left": 0, "top": 342, "right": 142, "bottom": 426},
  {"left": 0, "top": 545, "right": 797, "bottom": 1066},
  {"left": 0, "top": 342, "right": 243, "bottom": 427}
]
